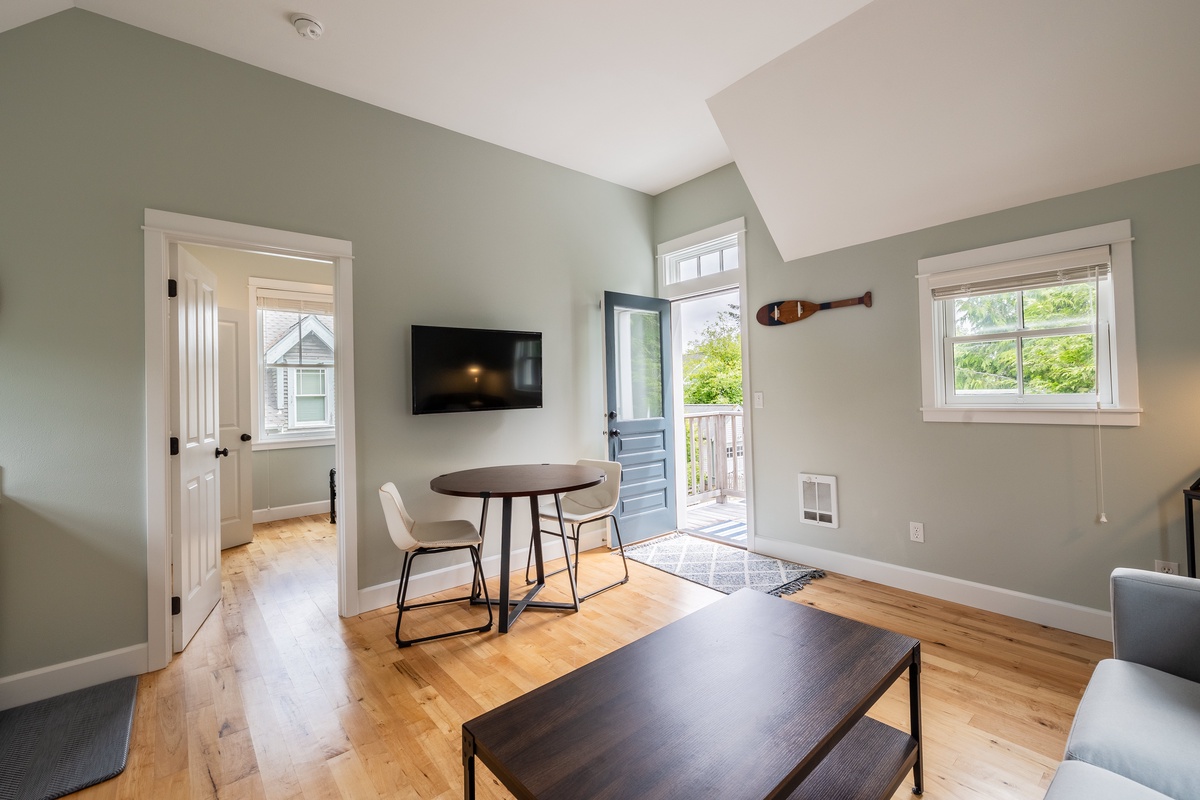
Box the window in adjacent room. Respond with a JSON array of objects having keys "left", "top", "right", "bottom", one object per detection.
[
  {"left": 917, "top": 220, "right": 1140, "bottom": 426},
  {"left": 255, "top": 282, "right": 335, "bottom": 443}
]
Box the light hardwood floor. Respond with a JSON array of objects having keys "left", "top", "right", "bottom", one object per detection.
[{"left": 69, "top": 516, "right": 1110, "bottom": 799}]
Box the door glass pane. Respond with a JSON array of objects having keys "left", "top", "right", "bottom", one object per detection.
[
  {"left": 614, "top": 307, "right": 663, "bottom": 420},
  {"left": 952, "top": 339, "right": 1017, "bottom": 393}
]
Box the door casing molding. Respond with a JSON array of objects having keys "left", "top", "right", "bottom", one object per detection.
[{"left": 143, "top": 209, "right": 359, "bottom": 672}]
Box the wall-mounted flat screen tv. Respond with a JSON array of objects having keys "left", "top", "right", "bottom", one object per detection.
[{"left": 411, "top": 325, "right": 543, "bottom": 415}]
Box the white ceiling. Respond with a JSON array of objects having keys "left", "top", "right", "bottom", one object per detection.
[
  {"left": 5, "top": 0, "right": 1200, "bottom": 262},
  {"left": 0, "top": 0, "right": 870, "bottom": 196}
]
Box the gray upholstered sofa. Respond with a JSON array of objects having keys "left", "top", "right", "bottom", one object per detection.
[{"left": 1044, "top": 568, "right": 1200, "bottom": 799}]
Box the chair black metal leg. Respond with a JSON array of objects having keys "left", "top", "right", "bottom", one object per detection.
[
  {"left": 469, "top": 545, "right": 494, "bottom": 632},
  {"left": 575, "top": 513, "right": 630, "bottom": 602},
  {"left": 471, "top": 497, "right": 490, "bottom": 602},
  {"left": 395, "top": 551, "right": 415, "bottom": 647},
  {"left": 524, "top": 528, "right": 536, "bottom": 585},
  {"left": 552, "top": 493, "right": 580, "bottom": 610},
  {"left": 396, "top": 546, "right": 495, "bottom": 648}
]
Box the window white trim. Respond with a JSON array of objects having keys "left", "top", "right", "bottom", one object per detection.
[
  {"left": 251, "top": 281, "right": 336, "bottom": 446},
  {"left": 657, "top": 217, "right": 745, "bottom": 300},
  {"left": 289, "top": 367, "right": 334, "bottom": 428},
  {"left": 917, "top": 220, "right": 1139, "bottom": 426}
]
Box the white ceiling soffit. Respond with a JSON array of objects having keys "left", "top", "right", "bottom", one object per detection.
[
  {"left": 2, "top": 0, "right": 873, "bottom": 196},
  {"left": 709, "top": 0, "right": 1200, "bottom": 262}
]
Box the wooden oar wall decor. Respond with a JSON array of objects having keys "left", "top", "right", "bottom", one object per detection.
[{"left": 756, "top": 291, "right": 872, "bottom": 326}]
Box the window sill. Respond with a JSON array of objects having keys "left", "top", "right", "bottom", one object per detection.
[
  {"left": 921, "top": 406, "right": 1141, "bottom": 426},
  {"left": 253, "top": 436, "right": 336, "bottom": 451}
]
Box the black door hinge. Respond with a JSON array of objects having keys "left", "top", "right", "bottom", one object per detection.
[
  {"left": 171, "top": 596, "right": 181, "bottom": 615},
  {"left": 167, "top": 278, "right": 177, "bottom": 298},
  {"left": 170, "top": 437, "right": 179, "bottom": 456}
]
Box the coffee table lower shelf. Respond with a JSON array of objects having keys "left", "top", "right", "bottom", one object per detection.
[{"left": 787, "top": 716, "right": 920, "bottom": 799}]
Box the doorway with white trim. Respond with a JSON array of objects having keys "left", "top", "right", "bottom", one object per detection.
[
  {"left": 143, "top": 210, "right": 359, "bottom": 670},
  {"left": 657, "top": 217, "right": 755, "bottom": 552},
  {"left": 676, "top": 289, "right": 747, "bottom": 546}
]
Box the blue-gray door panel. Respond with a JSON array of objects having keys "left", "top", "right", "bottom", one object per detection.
[{"left": 604, "top": 291, "right": 676, "bottom": 544}]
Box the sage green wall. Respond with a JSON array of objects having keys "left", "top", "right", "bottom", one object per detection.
[
  {"left": 182, "top": 244, "right": 335, "bottom": 512},
  {"left": 252, "top": 447, "right": 335, "bottom": 511},
  {"left": 0, "top": 10, "right": 652, "bottom": 677},
  {"left": 654, "top": 162, "right": 1200, "bottom": 611}
]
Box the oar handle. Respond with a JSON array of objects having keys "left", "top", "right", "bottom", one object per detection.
[{"left": 821, "top": 291, "right": 871, "bottom": 310}]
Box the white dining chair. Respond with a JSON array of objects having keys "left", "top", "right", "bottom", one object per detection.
[
  {"left": 525, "top": 459, "right": 629, "bottom": 601},
  {"left": 379, "top": 482, "right": 493, "bottom": 647}
]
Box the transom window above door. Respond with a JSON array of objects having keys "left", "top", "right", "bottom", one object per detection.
[{"left": 658, "top": 218, "right": 745, "bottom": 299}]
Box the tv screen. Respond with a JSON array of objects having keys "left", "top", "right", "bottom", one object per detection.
[{"left": 411, "top": 325, "right": 543, "bottom": 415}]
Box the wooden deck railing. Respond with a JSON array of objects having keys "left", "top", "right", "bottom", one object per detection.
[{"left": 683, "top": 405, "right": 745, "bottom": 507}]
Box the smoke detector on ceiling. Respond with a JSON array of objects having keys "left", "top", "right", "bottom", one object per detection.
[{"left": 291, "top": 14, "right": 323, "bottom": 40}]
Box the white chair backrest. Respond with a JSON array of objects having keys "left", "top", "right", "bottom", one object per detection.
[
  {"left": 565, "top": 459, "right": 621, "bottom": 514},
  {"left": 379, "top": 482, "right": 419, "bottom": 551}
]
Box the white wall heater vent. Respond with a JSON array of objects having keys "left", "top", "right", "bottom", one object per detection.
[{"left": 799, "top": 473, "right": 839, "bottom": 529}]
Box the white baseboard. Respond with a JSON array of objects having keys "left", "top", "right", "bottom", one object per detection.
[
  {"left": 358, "top": 528, "right": 606, "bottom": 614},
  {"left": 253, "top": 500, "right": 331, "bottom": 524},
  {"left": 0, "top": 643, "right": 148, "bottom": 711},
  {"left": 753, "top": 537, "right": 1113, "bottom": 641}
]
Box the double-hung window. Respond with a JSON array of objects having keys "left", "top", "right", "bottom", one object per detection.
[
  {"left": 255, "top": 283, "right": 335, "bottom": 443},
  {"left": 917, "top": 221, "right": 1140, "bottom": 426}
]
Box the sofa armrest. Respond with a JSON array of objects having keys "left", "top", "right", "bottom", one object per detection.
[{"left": 1111, "top": 568, "right": 1200, "bottom": 683}]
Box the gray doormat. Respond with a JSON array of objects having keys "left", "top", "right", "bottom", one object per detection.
[
  {"left": 0, "top": 676, "right": 138, "bottom": 800},
  {"left": 624, "top": 533, "right": 825, "bottom": 595}
]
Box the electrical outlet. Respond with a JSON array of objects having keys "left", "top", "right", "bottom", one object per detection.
[
  {"left": 1155, "top": 560, "right": 1179, "bottom": 575},
  {"left": 909, "top": 522, "right": 924, "bottom": 543}
]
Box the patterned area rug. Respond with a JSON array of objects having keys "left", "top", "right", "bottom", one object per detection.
[{"left": 623, "top": 533, "right": 825, "bottom": 596}]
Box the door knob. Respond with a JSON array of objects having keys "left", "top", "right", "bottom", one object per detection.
[
  {"left": 215, "top": 447, "right": 229, "bottom": 458},
  {"left": 240, "top": 433, "right": 252, "bottom": 442}
]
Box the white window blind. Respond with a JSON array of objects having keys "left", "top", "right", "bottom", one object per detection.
[{"left": 927, "top": 246, "right": 1111, "bottom": 300}]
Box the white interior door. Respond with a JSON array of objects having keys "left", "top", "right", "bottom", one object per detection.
[
  {"left": 171, "top": 246, "right": 222, "bottom": 652},
  {"left": 218, "top": 307, "right": 254, "bottom": 549}
]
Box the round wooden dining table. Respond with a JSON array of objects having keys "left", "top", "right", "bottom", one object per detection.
[{"left": 430, "top": 463, "right": 606, "bottom": 633}]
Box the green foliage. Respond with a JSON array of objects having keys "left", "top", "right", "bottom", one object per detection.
[
  {"left": 628, "top": 310, "right": 663, "bottom": 417},
  {"left": 952, "top": 284, "right": 1095, "bottom": 395},
  {"left": 683, "top": 306, "right": 742, "bottom": 405}
]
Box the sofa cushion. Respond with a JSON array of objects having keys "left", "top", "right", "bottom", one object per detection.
[
  {"left": 1065, "top": 658, "right": 1200, "bottom": 799},
  {"left": 1045, "top": 761, "right": 1174, "bottom": 800}
]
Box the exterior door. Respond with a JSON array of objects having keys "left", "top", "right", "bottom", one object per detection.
[
  {"left": 218, "top": 307, "right": 254, "bottom": 549},
  {"left": 171, "top": 246, "right": 222, "bottom": 652},
  {"left": 604, "top": 291, "right": 676, "bottom": 543}
]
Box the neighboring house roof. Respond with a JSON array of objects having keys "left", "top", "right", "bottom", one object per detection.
[{"left": 264, "top": 314, "right": 335, "bottom": 366}]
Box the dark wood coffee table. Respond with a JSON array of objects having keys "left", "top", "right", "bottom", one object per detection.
[{"left": 462, "top": 588, "right": 922, "bottom": 799}]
